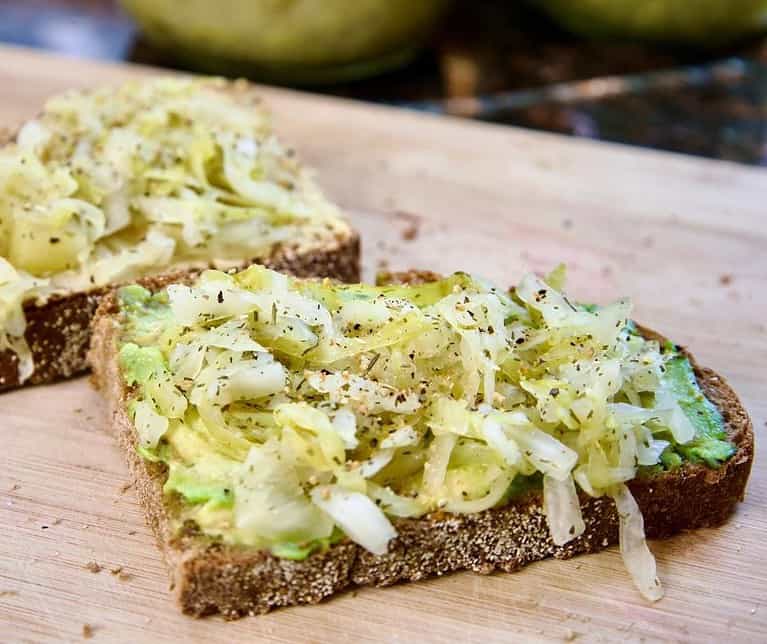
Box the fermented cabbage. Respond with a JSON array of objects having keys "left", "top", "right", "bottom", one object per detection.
[
  {"left": 0, "top": 78, "right": 348, "bottom": 382},
  {"left": 120, "top": 264, "right": 727, "bottom": 600},
  {"left": 0, "top": 258, "right": 50, "bottom": 382}
]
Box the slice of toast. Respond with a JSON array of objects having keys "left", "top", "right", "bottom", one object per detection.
[
  {"left": 88, "top": 270, "right": 753, "bottom": 619},
  {"left": 0, "top": 79, "right": 359, "bottom": 392}
]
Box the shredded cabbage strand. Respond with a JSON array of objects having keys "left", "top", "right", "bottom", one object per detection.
[
  {"left": 611, "top": 483, "right": 664, "bottom": 601},
  {"left": 0, "top": 259, "right": 50, "bottom": 383}
]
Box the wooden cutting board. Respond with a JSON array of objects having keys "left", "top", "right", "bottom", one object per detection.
[{"left": 1, "top": 45, "right": 765, "bottom": 643}]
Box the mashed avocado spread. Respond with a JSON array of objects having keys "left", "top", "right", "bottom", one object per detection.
[{"left": 117, "top": 266, "right": 734, "bottom": 599}]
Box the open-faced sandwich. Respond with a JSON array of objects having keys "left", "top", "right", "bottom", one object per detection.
[
  {"left": 0, "top": 78, "right": 358, "bottom": 392},
  {"left": 89, "top": 264, "right": 753, "bottom": 618}
]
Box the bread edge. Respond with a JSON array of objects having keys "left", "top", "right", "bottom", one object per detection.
[{"left": 88, "top": 282, "right": 754, "bottom": 619}]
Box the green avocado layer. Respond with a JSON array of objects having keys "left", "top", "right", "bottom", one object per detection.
[{"left": 658, "top": 344, "right": 734, "bottom": 468}]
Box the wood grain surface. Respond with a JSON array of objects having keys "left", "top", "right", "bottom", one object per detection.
[{"left": 0, "top": 46, "right": 765, "bottom": 643}]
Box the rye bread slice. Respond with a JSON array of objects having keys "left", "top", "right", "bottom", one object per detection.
[
  {"left": 0, "top": 80, "right": 360, "bottom": 393},
  {"left": 88, "top": 276, "right": 754, "bottom": 619},
  {"left": 0, "top": 230, "right": 360, "bottom": 393}
]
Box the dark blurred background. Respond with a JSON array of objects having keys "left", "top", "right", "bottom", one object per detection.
[{"left": 3, "top": 0, "right": 766, "bottom": 165}]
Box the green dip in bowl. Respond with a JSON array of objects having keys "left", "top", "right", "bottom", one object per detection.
[
  {"left": 533, "top": 0, "right": 767, "bottom": 46},
  {"left": 122, "top": 0, "right": 451, "bottom": 83}
]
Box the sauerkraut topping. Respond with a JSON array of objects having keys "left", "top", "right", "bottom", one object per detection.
[
  {"left": 0, "top": 258, "right": 51, "bottom": 381},
  {"left": 119, "top": 266, "right": 730, "bottom": 600},
  {"left": 0, "top": 77, "right": 348, "bottom": 381}
]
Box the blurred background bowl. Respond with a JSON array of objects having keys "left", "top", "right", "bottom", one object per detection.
[
  {"left": 533, "top": 0, "right": 767, "bottom": 47},
  {"left": 121, "top": 0, "right": 451, "bottom": 84}
]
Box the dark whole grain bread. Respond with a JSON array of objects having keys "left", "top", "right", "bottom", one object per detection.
[
  {"left": 87, "top": 272, "right": 753, "bottom": 619},
  {"left": 0, "top": 231, "right": 360, "bottom": 393}
]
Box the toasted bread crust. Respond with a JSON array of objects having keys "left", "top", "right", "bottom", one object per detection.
[
  {"left": 88, "top": 276, "right": 753, "bottom": 619},
  {"left": 0, "top": 231, "right": 360, "bottom": 393}
]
